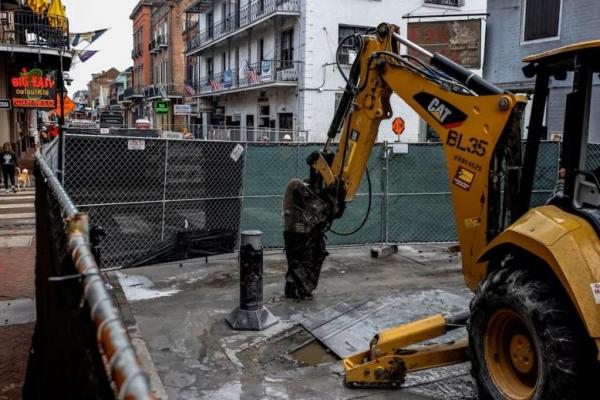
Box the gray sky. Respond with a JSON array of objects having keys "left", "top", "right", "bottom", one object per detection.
[{"left": 63, "top": 0, "right": 138, "bottom": 95}]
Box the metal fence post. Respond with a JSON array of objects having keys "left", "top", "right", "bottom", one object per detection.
[
  {"left": 371, "top": 141, "right": 397, "bottom": 258},
  {"left": 161, "top": 139, "right": 169, "bottom": 242}
]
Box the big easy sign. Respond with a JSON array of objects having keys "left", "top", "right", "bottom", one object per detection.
[{"left": 10, "top": 68, "right": 57, "bottom": 108}]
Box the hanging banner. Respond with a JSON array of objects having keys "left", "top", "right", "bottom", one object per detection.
[
  {"left": 10, "top": 68, "right": 56, "bottom": 108},
  {"left": 260, "top": 61, "right": 272, "bottom": 81},
  {"left": 223, "top": 69, "right": 233, "bottom": 88}
]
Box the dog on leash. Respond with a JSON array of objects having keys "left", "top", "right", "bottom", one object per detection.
[{"left": 15, "top": 168, "right": 30, "bottom": 192}]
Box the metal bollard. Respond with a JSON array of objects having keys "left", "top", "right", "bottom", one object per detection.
[{"left": 226, "top": 230, "right": 278, "bottom": 331}]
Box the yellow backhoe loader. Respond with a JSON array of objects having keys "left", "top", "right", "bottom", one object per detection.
[{"left": 282, "top": 23, "right": 600, "bottom": 399}]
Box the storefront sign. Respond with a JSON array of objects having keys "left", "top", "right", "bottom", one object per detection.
[
  {"left": 0, "top": 99, "right": 11, "bottom": 110},
  {"left": 155, "top": 100, "right": 170, "bottom": 114},
  {"left": 407, "top": 20, "right": 482, "bottom": 69},
  {"left": 174, "top": 104, "right": 192, "bottom": 115},
  {"left": 10, "top": 68, "right": 56, "bottom": 108}
]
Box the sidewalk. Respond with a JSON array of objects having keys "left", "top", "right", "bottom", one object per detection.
[{"left": 0, "top": 149, "right": 36, "bottom": 400}]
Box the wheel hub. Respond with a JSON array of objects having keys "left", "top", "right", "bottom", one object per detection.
[
  {"left": 510, "top": 333, "right": 534, "bottom": 374},
  {"left": 484, "top": 309, "right": 539, "bottom": 400}
]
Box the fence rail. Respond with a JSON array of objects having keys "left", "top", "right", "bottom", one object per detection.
[{"left": 30, "top": 145, "right": 153, "bottom": 398}]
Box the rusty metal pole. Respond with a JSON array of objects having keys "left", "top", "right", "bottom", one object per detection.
[{"left": 227, "top": 230, "right": 278, "bottom": 331}]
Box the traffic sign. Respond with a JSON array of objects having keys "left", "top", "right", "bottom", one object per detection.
[
  {"left": 392, "top": 117, "right": 405, "bottom": 136},
  {"left": 0, "top": 99, "right": 11, "bottom": 110}
]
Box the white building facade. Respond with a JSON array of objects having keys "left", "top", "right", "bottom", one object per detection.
[{"left": 185, "top": 0, "right": 487, "bottom": 142}]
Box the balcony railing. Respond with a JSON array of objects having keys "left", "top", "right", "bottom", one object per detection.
[
  {"left": 192, "top": 60, "right": 299, "bottom": 95},
  {"left": 187, "top": 0, "right": 299, "bottom": 53},
  {"left": 144, "top": 83, "right": 185, "bottom": 99},
  {"left": 123, "top": 86, "right": 144, "bottom": 99},
  {"left": 424, "top": 0, "right": 465, "bottom": 6},
  {"left": 0, "top": 9, "right": 69, "bottom": 50},
  {"left": 131, "top": 47, "right": 142, "bottom": 58}
]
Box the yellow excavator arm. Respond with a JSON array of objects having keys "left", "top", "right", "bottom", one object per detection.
[
  {"left": 281, "top": 23, "right": 527, "bottom": 386},
  {"left": 283, "top": 23, "right": 526, "bottom": 300}
]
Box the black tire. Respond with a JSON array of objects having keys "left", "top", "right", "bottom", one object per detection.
[{"left": 468, "top": 266, "right": 593, "bottom": 400}]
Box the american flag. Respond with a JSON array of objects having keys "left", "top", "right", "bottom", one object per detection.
[
  {"left": 248, "top": 67, "right": 260, "bottom": 85},
  {"left": 184, "top": 83, "right": 196, "bottom": 96},
  {"left": 210, "top": 79, "right": 222, "bottom": 91}
]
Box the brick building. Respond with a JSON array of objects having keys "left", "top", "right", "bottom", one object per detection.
[
  {"left": 87, "top": 68, "right": 120, "bottom": 114},
  {"left": 127, "top": 0, "right": 195, "bottom": 129},
  {"left": 127, "top": 1, "right": 156, "bottom": 121}
]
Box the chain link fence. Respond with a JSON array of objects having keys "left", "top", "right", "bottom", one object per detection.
[
  {"left": 63, "top": 133, "right": 245, "bottom": 268},
  {"left": 59, "top": 132, "right": 566, "bottom": 269}
]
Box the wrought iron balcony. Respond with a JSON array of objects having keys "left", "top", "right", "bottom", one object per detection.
[
  {"left": 186, "top": 0, "right": 299, "bottom": 53},
  {"left": 144, "top": 83, "right": 185, "bottom": 99},
  {"left": 123, "top": 86, "right": 144, "bottom": 99},
  {"left": 0, "top": 9, "right": 69, "bottom": 50},
  {"left": 193, "top": 59, "right": 299, "bottom": 96}
]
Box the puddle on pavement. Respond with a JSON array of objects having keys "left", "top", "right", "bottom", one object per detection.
[
  {"left": 237, "top": 325, "right": 338, "bottom": 374},
  {"left": 289, "top": 340, "right": 336, "bottom": 365}
]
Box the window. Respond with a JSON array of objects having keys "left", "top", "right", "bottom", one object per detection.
[
  {"left": 259, "top": 38, "right": 264, "bottom": 61},
  {"left": 221, "top": 52, "right": 227, "bottom": 72},
  {"left": 523, "top": 0, "right": 561, "bottom": 42},
  {"left": 281, "top": 29, "right": 294, "bottom": 68},
  {"left": 338, "top": 25, "right": 373, "bottom": 64},
  {"left": 259, "top": 105, "right": 270, "bottom": 128},
  {"left": 207, "top": 12, "right": 214, "bottom": 38},
  {"left": 206, "top": 57, "right": 214, "bottom": 78},
  {"left": 334, "top": 92, "right": 343, "bottom": 113},
  {"left": 163, "top": 21, "right": 168, "bottom": 43}
]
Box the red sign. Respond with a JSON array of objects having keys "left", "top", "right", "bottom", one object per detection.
[
  {"left": 407, "top": 20, "right": 481, "bottom": 69},
  {"left": 10, "top": 68, "right": 57, "bottom": 109},
  {"left": 392, "top": 117, "right": 405, "bottom": 136}
]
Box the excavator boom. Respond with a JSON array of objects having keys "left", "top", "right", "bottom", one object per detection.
[{"left": 283, "top": 23, "right": 526, "bottom": 300}]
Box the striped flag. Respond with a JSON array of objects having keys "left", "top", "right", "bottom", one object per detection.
[
  {"left": 248, "top": 67, "right": 260, "bottom": 84},
  {"left": 184, "top": 83, "right": 196, "bottom": 96},
  {"left": 210, "top": 79, "right": 222, "bottom": 91}
]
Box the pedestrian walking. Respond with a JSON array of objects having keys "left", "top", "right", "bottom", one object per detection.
[{"left": 1, "top": 143, "right": 18, "bottom": 193}]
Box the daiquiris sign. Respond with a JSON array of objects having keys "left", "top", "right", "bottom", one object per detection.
[{"left": 10, "top": 68, "right": 57, "bottom": 108}]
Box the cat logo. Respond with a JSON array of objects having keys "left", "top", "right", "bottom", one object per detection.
[
  {"left": 427, "top": 98, "right": 452, "bottom": 124},
  {"left": 413, "top": 92, "right": 467, "bottom": 129}
]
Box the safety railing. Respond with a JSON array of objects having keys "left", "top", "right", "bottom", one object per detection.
[
  {"left": 186, "top": 0, "right": 300, "bottom": 53},
  {"left": 0, "top": 9, "right": 69, "bottom": 49},
  {"left": 192, "top": 59, "right": 300, "bottom": 95},
  {"left": 28, "top": 144, "right": 154, "bottom": 399}
]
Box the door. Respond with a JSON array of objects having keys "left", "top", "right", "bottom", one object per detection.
[{"left": 279, "top": 113, "right": 293, "bottom": 141}]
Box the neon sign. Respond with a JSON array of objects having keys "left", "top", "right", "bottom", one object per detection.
[{"left": 10, "top": 68, "right": 57, "bottom": 108}]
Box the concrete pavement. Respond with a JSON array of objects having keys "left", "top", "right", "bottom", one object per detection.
[
  {"left": 0, "top": 183, "right": 36, "bottom": 400},
  {"left": 113, "top": 244, "right": 478, "bottom": 400}
]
